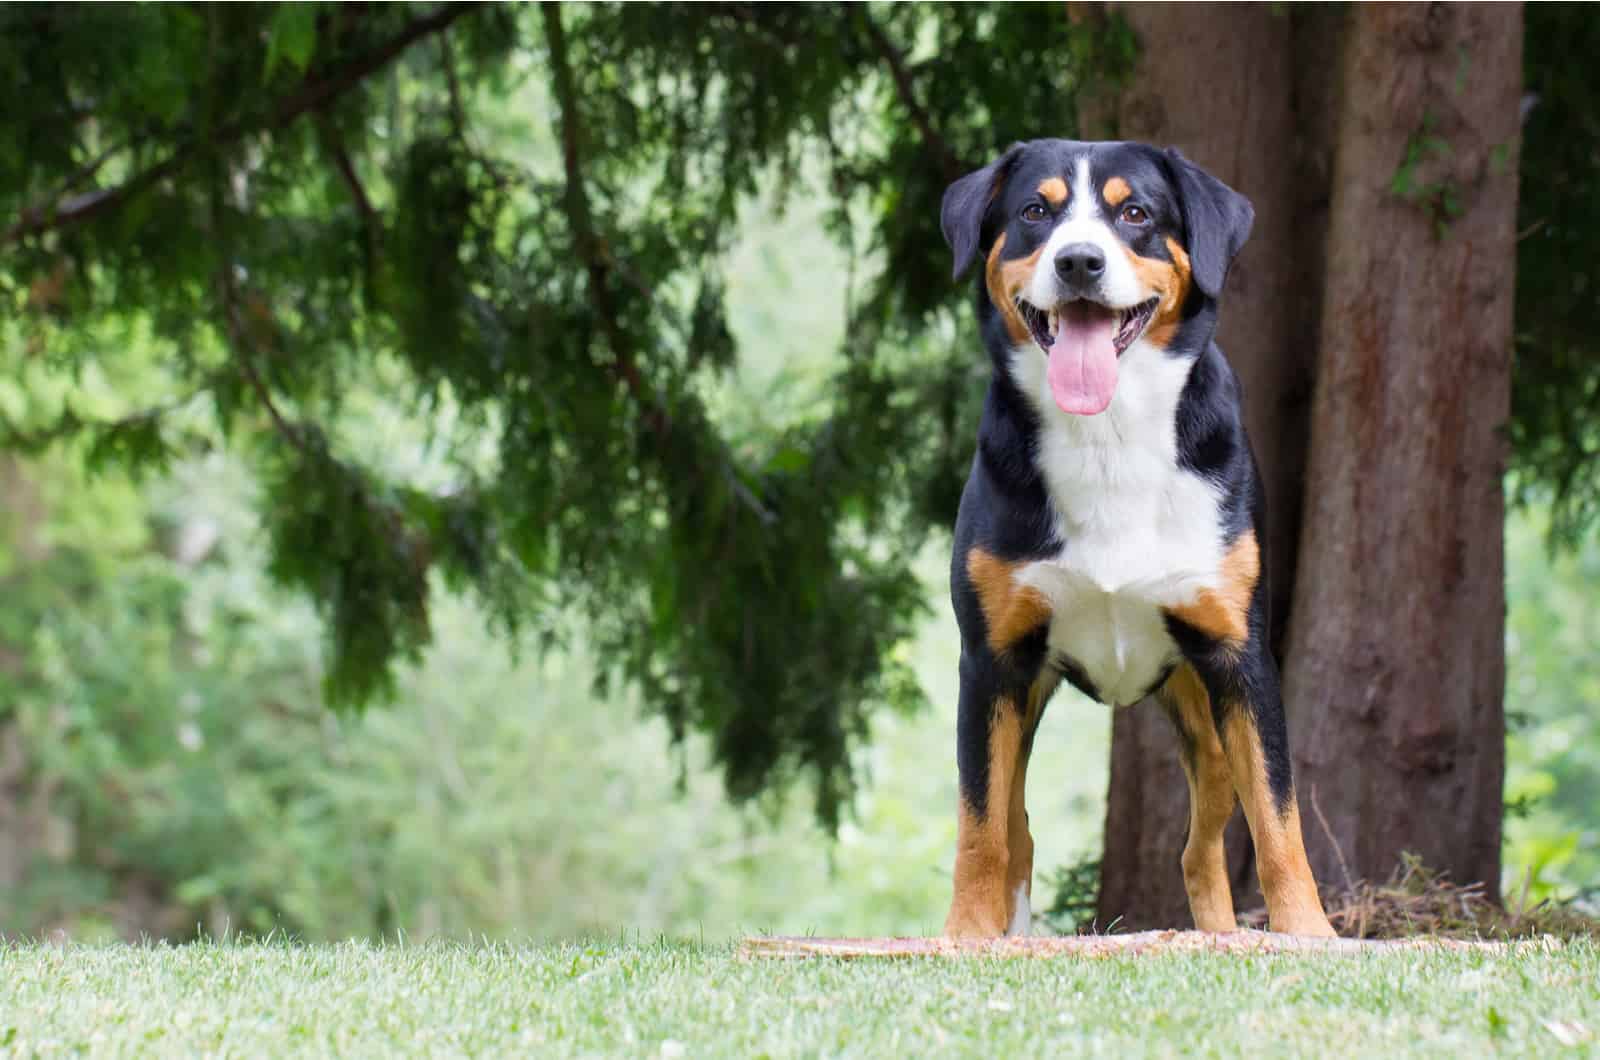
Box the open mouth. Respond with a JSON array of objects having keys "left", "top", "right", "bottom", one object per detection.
[{"left": 1020, "top": 296, "right": 1159, "bottom": 357}]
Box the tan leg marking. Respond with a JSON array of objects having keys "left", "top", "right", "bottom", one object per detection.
[
  {"left": 966, "top": 547, "right": 1052, "bottom": 656},
  {"left": 1161, "top": 664, "right": 1239, "bottom": 933},
  {"left": 1166, "top": 530, "right": 1259, "bottom": 648},
  {"left": 946, "top": 700, "right": 1023, "bottom": 938},
  {"left": 985, "top": 234, "right": 1044, "bottom": 347},
  {"left": 1037, "top": 176, "right": 1068, "bottom": 208},
  {"left": 1101, "top": 175, "right": 1131, "bottom": 206},
  {"left": 1004, "top": 731, "right": 1033, "bottom": 928},
  {"left": 1003, "top": 678, "right": 1053, "bottom": 927},
  {"left": 1222, "top": 710, "right": 1336, "bottom": 937}
]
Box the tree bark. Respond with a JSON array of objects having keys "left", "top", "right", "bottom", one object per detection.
[
  {"left": 1078, "top": 2, "right": 1312, "bottom": 930},
  {"left": 1283, "top": 3, "right": 1520, "bottom": 897},
  {"left": 0, "top": 456, "right": 54, "bottom": 920}
]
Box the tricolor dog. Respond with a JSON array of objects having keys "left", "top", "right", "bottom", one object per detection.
[{"left": 940, "top": 139, "right": 1335, "bottom": 938}]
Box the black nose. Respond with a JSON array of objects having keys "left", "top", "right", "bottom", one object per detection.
[{"left": 1055, "top": 243, "right": 1106, "bottom": 284}]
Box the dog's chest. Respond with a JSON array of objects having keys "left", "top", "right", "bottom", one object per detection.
[{"left": 1010, "top": 344, "right": 1225, "bottom": 706}]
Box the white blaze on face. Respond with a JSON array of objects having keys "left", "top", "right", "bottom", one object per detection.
[
  {"left": 1012, "top": 156, "right": 1162, "bottom": 416},
  {"left": 1023, "top": 157, "right": 1146, "bottom": 312}
]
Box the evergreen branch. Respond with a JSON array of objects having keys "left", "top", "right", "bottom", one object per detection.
[
  {"left": 440, "top": 33, "right": 468, "bottom": 143},
  {"left": 542, "top": 2, "right": 775, "bottom": 526},
  {"left": 216, "top": 264, "right": 312, "bottom": 457},
  {"left": 43, "top": 139, "right": 130, "bottom": 206},
  {"left": 318, "top": 117, "right": 381, "bottom": 285},
  {"left": 539, "top": 1, "right": 670, "bottom": 440},
  {"left": 0, "top": 390, "right": 205, "bottom": 454},
  {"left": 857, "top": 10, "right": 963, "bottom": 183},
  {"left": 202, "top": 152, "right": 312, "bottom": 461},
  {"left": 324, "top": 124, "right": 377, "bottom": 234},
  {"left": 4, "top": 4, "right": 474, "bottom": 246}
]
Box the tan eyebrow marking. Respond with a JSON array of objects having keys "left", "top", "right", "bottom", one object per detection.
[
  {"left": 1036, "top": 177, "right": 1068, "bottom": 207},
  {"left": 1102, "top": 176, "right": 1132, "bottom": 206}
]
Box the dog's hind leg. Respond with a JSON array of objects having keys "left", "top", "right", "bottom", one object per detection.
[
  {"left": 946, "top": 665, "right": 1026, "bottom": 938},
  {"left": 1159, "top": 663, "right": 1239, "bottom": 933}
]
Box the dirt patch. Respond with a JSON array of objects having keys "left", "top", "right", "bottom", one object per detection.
[{"left": 742, "top": 929, "right": 1533, "bottom": 960}]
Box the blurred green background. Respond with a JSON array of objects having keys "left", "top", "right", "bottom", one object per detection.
[
  {"left": 0, "top": 182, "right": 1102, "bottom": 941},
  {"left": 1, "top": 177, "right": 1591, "bottom": 941}
]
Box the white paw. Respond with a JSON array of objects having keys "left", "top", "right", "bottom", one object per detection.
[{"left": 1006, "top": 883, "right": 1032, "bottom": 937}]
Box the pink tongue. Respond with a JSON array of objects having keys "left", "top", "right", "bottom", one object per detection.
[{"left": 1047, "top": 302, "right": 1119, "bottom": 415}]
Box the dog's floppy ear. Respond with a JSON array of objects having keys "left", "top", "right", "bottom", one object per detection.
[
  {"left": 941, "top": 143, "right": 1025, "bottom": 280},
  {"left": 1164, "top": 148, "right": 1254, "bottom": 300}
]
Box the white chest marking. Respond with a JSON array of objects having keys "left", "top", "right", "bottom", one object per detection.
[{"left": 1007, "top": 339, "right": 1226, "bottom": 706}]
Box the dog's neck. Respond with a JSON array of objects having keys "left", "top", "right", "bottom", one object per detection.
[{"left": 973, "top": 284, "right": 1227, "bottom": 498}]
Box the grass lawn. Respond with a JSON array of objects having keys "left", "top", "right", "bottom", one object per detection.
[{"left": 3, "top": 938, "right": 1597, "bottom": 1057}]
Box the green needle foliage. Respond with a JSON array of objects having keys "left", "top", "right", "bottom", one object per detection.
[
  {"left": 0, "top": 4, "right": 1100, "bottom": 826},
  {"left": 1511, "top": 5, "right": 1600, "bottom": 547},
  {"left": 0, "top": 3, "right": 1592, "bottom": 831}
]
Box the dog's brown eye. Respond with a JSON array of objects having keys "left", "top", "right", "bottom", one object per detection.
[
  {"left": 1120, "top": 204, "right": 1149, "bottom": 225},
  {"left": 1021, "top": 203, "right": 1048, "bottom": 223}
]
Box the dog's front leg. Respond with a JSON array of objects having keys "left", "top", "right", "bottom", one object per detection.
[
  {"left": 1159, "top": 663, "right": 1240, "bottom": 933},
  {"left": 1196, "top": 647, "right": 1334, "bottom": 938},
  {"left": 1219, "top": 665, "right": 1335, "bottom": 937},
  {"left": 945, "top": 663, "right": 1026, "bottom": 938},
  {"left": 1170, "top": 532, "right": 1334, "bottom": 938}
]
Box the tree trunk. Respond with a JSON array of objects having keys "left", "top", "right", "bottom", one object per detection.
[
  {"left": 1283, "top": 3, "right": 1520, "bottom": 896},
  {"left": 0, "top": 456, "right": 53, "bottom": 923},
  {"left": 1078, "top": 2, "right": 1312, "bottom": 930}
]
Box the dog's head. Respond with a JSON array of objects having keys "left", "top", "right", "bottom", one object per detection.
[{"left": 942, "top": 140, "right": 1252, "bottom": 415}]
